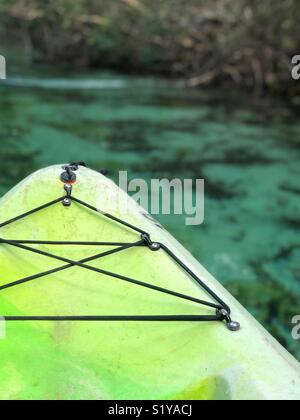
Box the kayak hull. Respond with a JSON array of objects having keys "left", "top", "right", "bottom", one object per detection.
[{"left": 0, "top": 165, "right": 299, "bottom": 400}]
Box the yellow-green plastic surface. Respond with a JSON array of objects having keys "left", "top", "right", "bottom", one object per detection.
[{"left": 0, "top": 165, "right": 299, "bottom": 400}]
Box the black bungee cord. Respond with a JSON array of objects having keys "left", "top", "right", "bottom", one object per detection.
[{"left": 0, "top": 164, "right": 240, "bottom": 331}]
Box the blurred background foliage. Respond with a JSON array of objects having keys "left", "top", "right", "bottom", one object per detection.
[{"left": 0, "top": 0, "right": 300, "bottom": 95}]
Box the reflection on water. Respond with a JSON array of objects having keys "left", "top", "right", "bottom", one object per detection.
[
  {"left": 4, "top": 76, "right": 127, "bottom": 90},
  {"left": 0, "top": 73, "right": 299, "bottom": 359}
]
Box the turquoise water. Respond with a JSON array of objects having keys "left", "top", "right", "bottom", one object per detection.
[{"left": 0, "top": 71, "right": 299, "bottom": 359}]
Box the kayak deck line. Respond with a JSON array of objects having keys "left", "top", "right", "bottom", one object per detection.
[
  {"left": 0, "top": 163, "right": 240, "bottom": 332},
  {"left": 0, "top": 238, "right": 220, "bottom": 311},
  {"left": 1, "top": 315, "right": 223, "bottom": 322},
  {"left": 0, "top": 240, "right": 136, "bottom": 246},
  {"left": 0, "top": 196, "right": 65, "bottom": 229}
]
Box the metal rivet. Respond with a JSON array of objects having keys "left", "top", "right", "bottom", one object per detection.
[
  {"left": 227, "top": 321, "right": 241, "bottom": 332},
  {"left": 62, "top": 197, "right": 71, "bottom": 207},
  {"left": 150, "top": 242, "right": 161, "bottom": 251}
]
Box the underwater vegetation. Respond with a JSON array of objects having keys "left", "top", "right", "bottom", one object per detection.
[{"left": 0, "top": 95, "right": 39, "bottom": 194}]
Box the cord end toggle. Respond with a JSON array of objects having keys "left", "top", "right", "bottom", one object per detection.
[
  {"left": 141, "top": 233, "right": 161, "bottom": 251},
  {"left": 217, "top": 308, "right": 240, "bottom": 332}
]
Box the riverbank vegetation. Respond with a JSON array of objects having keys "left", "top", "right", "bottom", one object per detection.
[{"left": 0, "top": 0, "right": 299, "bottom": 95}]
